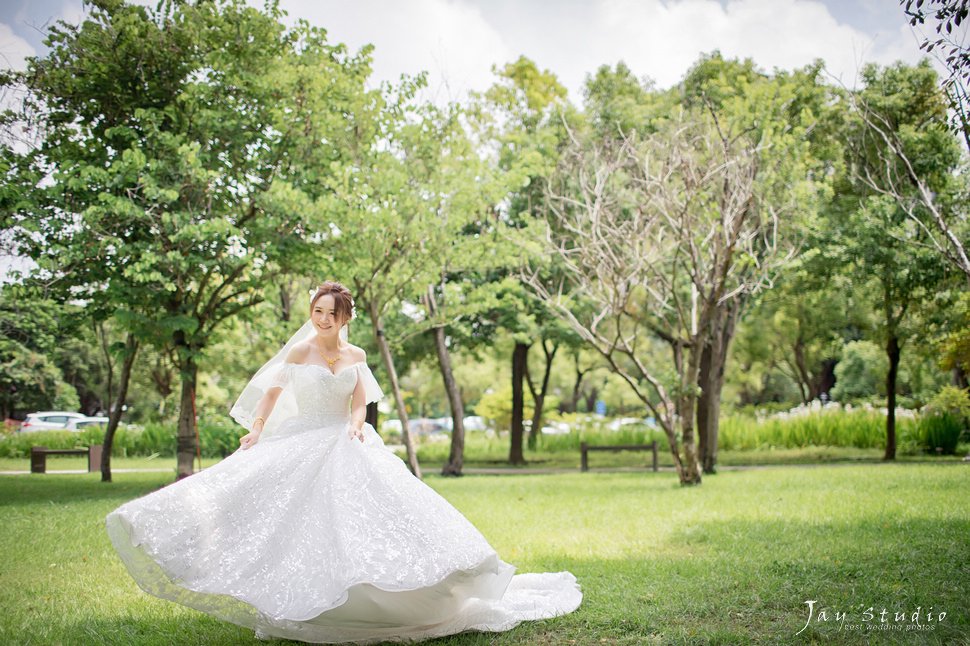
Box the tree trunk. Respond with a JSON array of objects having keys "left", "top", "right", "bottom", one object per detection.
[
  {"left": 792, "top": 337, "right": 812, "bottom": 404},
  {"left": 953, "top": 365, "right": 968, "bottom": 390},
  {"left": 434, "top": 324, "right": 465, "bottom": 476},
  {"left": 96, "top": 320, "right": 115, "bottom": 417},
  {"left": 279, "top": 283, "right": 293, "bottom": 323},
  {"left": 697, "top": 339, "right": 714, "bottom": 472},
  {"left": 526, "top": 340, "right": 558, "bottom": 450},
  {"left": 101, "top": 333, "right": 139, "bottom": 482},
  {"left": 369, "top": 302, "right": 422, "bottom": 478},
  {"left": 566, "top": 352, "right": 587, "bottom": 414},
  {"left": 509, "top": 342, "right": 528, "bottom": 465},
  {"left": 697, "top": 300, "right": 739, "bottom": 474},
  {"left": 668, "top": 336, "right": 702, "bottom": 485},
  {"left": 176, "top": 355, "right": 199, "bottom": 480},
  {"left": 583, "top": 385, "right": 598, "bottom": 413},
  {"left": 884, "top": 333, "right": 900, "bottom": 461},
  {"left": 815, "top": 358, "right": 837, "bottom": 400},
  {"left": 423, "top": 285, "right": 466, "bottom": 477}
]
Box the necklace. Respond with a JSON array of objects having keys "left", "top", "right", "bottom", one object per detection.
[{"left": 316, "top": 340, "right": 341, "bottom": 369}]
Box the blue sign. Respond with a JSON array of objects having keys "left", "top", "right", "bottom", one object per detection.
[{"left": 594, "top": 400, "right": 606, "bottom": 416}]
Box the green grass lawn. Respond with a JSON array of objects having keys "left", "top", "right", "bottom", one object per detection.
[{"left": 0, "top": 465, "right": 967, "bottom": 645}]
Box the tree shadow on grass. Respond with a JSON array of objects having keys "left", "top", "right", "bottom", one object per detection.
[{"left": 641, "top": 515, "right": 970, "bottom": 645}]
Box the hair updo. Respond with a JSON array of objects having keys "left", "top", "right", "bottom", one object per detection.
[{"left": 310, "top": 281, "right": 355, "bottom": 324}]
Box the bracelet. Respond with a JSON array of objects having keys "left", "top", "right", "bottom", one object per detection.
[{"left": 253, "top": 416, "right": 265, "bottom": 430}]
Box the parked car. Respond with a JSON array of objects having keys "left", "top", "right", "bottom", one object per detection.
[
  {"left": 66, "top": 416, "right": 110, "bottom": 431},
  {"left": 541, "top": 421, "right": 571, "bottom": 435},
  {"left": 410, "top": 418, "right": 449, "bottom": 435},
  {"left": 462, "top": 416, "right": 487, "bottom": 431},
  {"left": 607, "top": 417, "right": 645, "bottom": 431},
  {"left": 19, "top": 411, "right": 87, "bottom": 432}
]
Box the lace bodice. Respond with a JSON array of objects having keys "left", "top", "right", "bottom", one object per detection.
[
  {"left": 280, "top": 362, "right": 364, "bottom": 417},
  {"left": 256, "top": 361, "right": 385, "bottom": 435}
]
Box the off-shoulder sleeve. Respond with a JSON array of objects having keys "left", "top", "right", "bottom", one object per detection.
[
  {"left": 357, "top": 362, "right": 384, "bottom": 404},
  {"left": 268, "top": 363, "right": 291, "bottom": 389}
]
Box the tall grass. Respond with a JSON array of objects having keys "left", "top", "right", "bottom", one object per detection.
[
  {"left": 0, "top": 417, "right": 242, "bottom": 459},
  {"left": 719, "top": 407, "right": 919, "bottom": 451}
]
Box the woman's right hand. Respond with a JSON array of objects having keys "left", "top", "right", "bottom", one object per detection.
[{"left": 239, "top": 430, "right": 261, "bottom": 450}]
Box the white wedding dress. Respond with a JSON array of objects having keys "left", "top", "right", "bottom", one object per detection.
[{"left": 105, "top": 360, "right": 582, "bottom": 644}]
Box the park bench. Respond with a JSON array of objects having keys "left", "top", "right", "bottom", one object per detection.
[
  {"left": 580, "top": 441, "right": 658, "bottom": 472},
  {"left": 30, "top": 445, "right": 103, "bottom": 474}
]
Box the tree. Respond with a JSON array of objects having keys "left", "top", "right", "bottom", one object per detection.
[
  {"left": 0, "top": 0, "right": 373, "bottom": 479},
  {"left": 469, "top": 56, "right": 575, "bottom": 464},
  {"left": 834, "top": 62, "right": 961, "bottom": 458},
  {"left": 677, "top": 54, "right": 839, "bottom": 472},
  {"left": 320, "top": 85, "right": 495, "bottom": 479},
  {"left": 524, "top": 100, "right": 804, "bottom": 484}
]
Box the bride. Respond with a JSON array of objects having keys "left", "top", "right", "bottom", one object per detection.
[{"left": 105, "top": 281, "right": 582, "bottom": 644}]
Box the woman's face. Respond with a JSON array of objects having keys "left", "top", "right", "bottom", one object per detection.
[{"left": 311, "top": 294, "right": 346, "bottom": 338}]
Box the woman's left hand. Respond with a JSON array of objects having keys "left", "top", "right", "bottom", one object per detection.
[{"left": 347, "top": 425, "right": 365, "bottom": 443}]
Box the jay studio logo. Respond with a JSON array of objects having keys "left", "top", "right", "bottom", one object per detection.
[{"left": 795, "top": 600, "right": 947, "bottom": 636}]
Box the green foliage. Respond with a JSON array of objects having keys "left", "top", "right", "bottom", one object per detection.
[
  {"left": 936, "top": 291, "right": 970, "bottom": 374},
  {"left": 925, "top": 384, "right": 970, "bottom": 419},
  {"left": 831, "top": 341, "right": 888, "bottom": 400},
  {"left": 475, "top": 384, "right": 534, "bottom": 431},
  {"left": 0, "top": 286, "right": 81, "bottom": 416}
]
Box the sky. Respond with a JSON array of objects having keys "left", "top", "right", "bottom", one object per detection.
[{"left": 0, "top": 0, "right": 944, "bottom": 106}]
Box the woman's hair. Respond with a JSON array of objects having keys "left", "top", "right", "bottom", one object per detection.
[{"left": 310, "top": 281, "right": 355, "bottom": 323}]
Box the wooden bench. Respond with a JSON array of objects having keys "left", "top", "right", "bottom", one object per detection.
[
  {"left": 580, "top": 441, "right": 658, "bottom": 472},
  {"left": 30, "top": 445, "right": 103, "bottom": 474}
]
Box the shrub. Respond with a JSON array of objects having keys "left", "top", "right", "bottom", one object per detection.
[
  {"left": 0, "top": 430, "right": 94, "bottom": 458},
  {"left": 919, "top": 412, "right": 963, "bottom": 455},
  {"left": 919, "top": 386, "right": 970, "bottom": 453}
]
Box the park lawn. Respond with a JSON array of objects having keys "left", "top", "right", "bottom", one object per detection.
[{"left": 0, "top": 465, "right": 966, "bottom": 645}]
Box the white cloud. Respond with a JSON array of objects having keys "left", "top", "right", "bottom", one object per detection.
[
  {"left": 0, "top": 21, "right": 35, "bottom": 71},
  {"left": 278, "top": 0, "right": 512, "bottom": 105},
  {"left": 277, "top": 0, "right": 934, "bottom": 105},
  {"left": 58, "top": 1, "right": 87, "bottom": 27},
  {"left": 590, "top": 0, "right": 928, "bottom": 91}
]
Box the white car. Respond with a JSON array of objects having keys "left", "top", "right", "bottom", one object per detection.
[
  {"left": 19, "top": 411, "right": 87, "bottom": 432},
  {"left": 541, "top": 421, "right": 571, "bottom": 435},
  {"left": 462, "top": 416, "right": 487, "bottom": 431},
  {"left": 66, "top": 416, "right": 110, "bottom": 431},
  {"left": 607, "top": 417, "right": 645, "bottom": 431}
]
